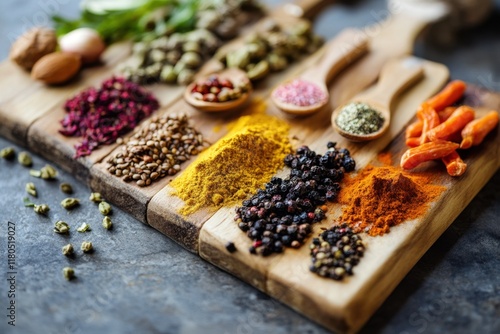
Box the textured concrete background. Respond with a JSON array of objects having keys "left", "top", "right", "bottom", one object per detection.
[{"left": 0, "top": 0, "right": 499, "bottom": 333}]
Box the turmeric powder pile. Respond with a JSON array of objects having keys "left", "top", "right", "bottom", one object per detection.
[
  {"left": 338, "top": 165, "right": 445, "bottom": 236},
  {"left": 170, "top": 113, "right": 292, "bottom": 215}
]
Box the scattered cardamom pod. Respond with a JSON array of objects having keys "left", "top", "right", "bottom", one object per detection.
[
  {"left": 77, "top": 222, "right": 91, "bottom": 233},
  {"left": 62, "top": 243, "right": 74, "bottom": 256},
  {"left": 34, "top": 204, "right": 50, "bottom": 215},
  {"left": 102, "top": 216, "right": 113, "bottom": 230},
  {"left": 18, "top": 151, "right": 32, "bottom": 167},
  {"left": 0, "top": 147, "right": 15, "bottom": 159},
  {"left": 40, "top": 164, "right": 57, "bottom": 179},
  {"left": 60, "top": 183, "right": 73, "bottom": 194},
  {"left": 62, "top": 267, "right": 75, "bottom": 280},
  {"left": 25, "top": 182, "right": 37, "bottom": 197},
  {"left": 54, "top": 220, "right": 70, "bottom": 234},
  {"left": 61, "top": 197, "right": 79, "bottom": 210},
  {"left": 81, "top": 241, "right": 93, "bottom": 253},
  {"left": 23, "top": 197, "right": 36, "bottom": 207},
  {"left": 98, "top": 201, "right": 112, "bottom": 215},
  {"left": 89, "top": 192, "right": 103, "bottom": 203},
  {"left": 29, "top": 169, "right": 41, "bottom": 177}
]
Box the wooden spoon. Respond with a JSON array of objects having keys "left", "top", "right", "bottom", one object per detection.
[
  {"left": 272, "top": 28, "right": 369, "bottom": 115},
  {"left": 184, "top": 68, "right": 252, "bottom": 113},
  {"left": 331, "top": 57, "right": 425, "bottom": 141}
]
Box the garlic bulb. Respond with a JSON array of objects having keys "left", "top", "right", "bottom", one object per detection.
[{"left": 59, "top": 28, "right": 106, "bottom": 64}]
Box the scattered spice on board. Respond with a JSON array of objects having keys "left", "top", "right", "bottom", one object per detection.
[
  {"left": 170, "top": 113, "right": 292, "bottom": 216},
  {"left": 335, "top": 102, "right": 384, "bottom": 135},
  {"left": 272, "top": 79, "right": 327, "bottom": 107},
  {"left": 338, "top": 165, "right": 445, "bottom": 236},
  {"left": 59, "top": 77, "right": 159, "bottom": 158},
  {"left": 235, "top": 142, "right": 356, "bottom": 256},
  {"left": 107, "top": 114, "right": 208, "bottom": 187},
  {"left": 403, "top": 80, "right": 499, "bottom": 176},
  {"left": 310, "top": 224, "right": 365, "bottom": 280}
]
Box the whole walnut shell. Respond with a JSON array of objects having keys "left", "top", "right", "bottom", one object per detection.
[{"left": 9, "top": 27, "right": 57, "bottom": 71}]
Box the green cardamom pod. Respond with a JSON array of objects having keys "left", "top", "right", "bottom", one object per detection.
[
  {"left": 18, "top": 151, "right": 32, "bottom": 167},
  {"left": 102, "top": 216, "right": 113, "bottom": 230},
  {"left": 81, "top": 241, "right": 93, "bottom": 253},
  {"left": 89, "top": 192, "right": 103, "bottom": 203},
  {"left": 62, "top": 267, "right": 75, "bottom": 280},
  {"left": 61, "top": 198, "right": 80, "bottom": 210},
  {"left": 40, "top": 164, "right": 57, "bottom": 180},
  {"left": 77, "top": 223, "right": 91, "bottom": 233},
  {"left": 0, "top": 147, "right": 15, "bottom": 159},
  {"left": 33, "top": 204, "right": 50, "bottom": 215},
  {"left": 98, "top": 201, "right": 112, "bottom": 216},
  {"left": 54, "top": 220, "right": 70, "bottom": 234},
  {"left": 60, "top": 183, "right": 73, "bottom": 194},
  {"left": 62, "top": 244, "right": 74, "bottom": 256},
  {"left": 25, "top": 182, "right": 37, "bottom": 197}
]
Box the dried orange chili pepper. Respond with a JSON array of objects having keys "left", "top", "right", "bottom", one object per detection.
[
  {"left": 438, "top": 106, "right": 456, "bottom": 122},
  {"left": 405, "top": 121, "right": 423, "bottom": 139},
  {"left": 442, "top": 151, "right": 467, "bottom": 177},
  {"left": 418, "top": 103, "right": 440, "bottom": 144},
  {"left": 425, "top": 80, "right": 466, "bottom": 111},
  {"left": 460, "top": 111, "right": 499, "bottom": 149},
  {"left": 405, "top": 137, "right": 421, "bottom": 148},
  {"left": 426, "top": 106, "right": 475, "bottom": 142},
  {"left": 401, "top": 140, "right": 459, "bottom": 170}
]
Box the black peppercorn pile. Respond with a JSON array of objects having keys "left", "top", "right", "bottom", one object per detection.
[
  {"left": 234, "top": 142, "right": 356, "bottom": 256},
  {"left": 310, "top": 224, "right": 365, "bottom": 280}
]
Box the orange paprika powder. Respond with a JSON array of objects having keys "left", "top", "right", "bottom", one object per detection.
[{"left": 338, "top": 165, "right": 445, "bottom": 236}]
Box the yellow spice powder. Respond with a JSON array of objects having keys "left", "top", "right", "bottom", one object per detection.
[{"left": 170, "top": 113, "right": 292, "bottom": 216}]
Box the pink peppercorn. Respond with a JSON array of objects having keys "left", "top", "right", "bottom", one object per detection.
[{"left": 273, "top": 79, "right": 327, "bottom": 107}]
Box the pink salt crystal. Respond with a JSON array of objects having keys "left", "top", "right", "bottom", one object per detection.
[{"left": 273, "top": 79, "right": 327, "bottom": 107}]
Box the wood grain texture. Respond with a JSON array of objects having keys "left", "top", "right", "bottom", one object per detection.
[{"left": 199, "top": 60, "right": 452, "bottom": 334}]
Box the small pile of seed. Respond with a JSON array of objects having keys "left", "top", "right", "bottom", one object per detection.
[
  {"left": 335, "top": 102, "right": 384, "bottom": 135},
  {"left": 310, "top": 224, "right": 365, "bottom": 280},
  {"left": 190, "top": 75, "right": 251, "bottom": 103},
  {"left": 107, "top": 114, "right": 208, "bottom": 187},
  {"left": 235, "top": 142, "right": 356, "bottom": 256}
]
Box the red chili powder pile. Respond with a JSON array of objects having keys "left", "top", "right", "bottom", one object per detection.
[{"left": 337, "top": 165, "right": 445, "bottom": 236}]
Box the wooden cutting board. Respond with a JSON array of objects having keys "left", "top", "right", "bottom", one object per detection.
[{"left": 0, "top": 2, "right": 499, "bottom": 334}]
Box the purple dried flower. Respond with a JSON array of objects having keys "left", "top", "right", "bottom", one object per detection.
[{"left": 59, "top": 77, "right": 159, "bottom": 158}]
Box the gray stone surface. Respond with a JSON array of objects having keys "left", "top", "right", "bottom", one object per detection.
[{"left": 0, "top": 1, "right": 499, "bottom": 334}]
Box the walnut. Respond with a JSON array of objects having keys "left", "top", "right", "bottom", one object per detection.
[{"left": 9, "top": 27, "right": 57, "bottom": 71}]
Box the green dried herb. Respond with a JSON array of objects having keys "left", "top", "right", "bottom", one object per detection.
[
  {"left": 34, "top": 204, "right": 50, "bottom": 215},
  {"left": 25, "top": 182, "right": 37, "bottom": 197},
  {"left": 98, "top": 201, "right": 112, "bottom": 215},
  {"left": 62, "top": 244, "right": 74, "bottom": 256},
  {"left": 89, "top": 192, "right": 104, "bottom": 203},
  {"left": 81, "top": 241, "right": 93, "bottom": 253},
  {"left": 335, "top": 102, "right": 384, "bottom": 135},
  {"left": 62, "top": 267, "right": 75, "bottom": 280},
  {"left": 61, "top": 198, "right": 80, "bottom": 210},
  {"left": 0, "top": 147, "right": 15, "bottom": 159},
  {"left": 60, "top": 183, "right": 73, "bottom": 194},
  {"left": 23, "top": 197, "right": 36, "bottom": 207},
  {"left": 54, "top": 220, "right": 70, "bottom": 234},
  {"left": 77, "top": 223, "right": 91, "bottom": 233},
  {"left": 102, "top": 216, "right": 113, "bottom": 230},
  {"left": 18, "top": 151, "right": 32, "bottom": 167}
]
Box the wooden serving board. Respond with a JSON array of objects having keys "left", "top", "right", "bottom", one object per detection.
[{"left": 1, "top": 2, "right": 499, "bottom": 334}]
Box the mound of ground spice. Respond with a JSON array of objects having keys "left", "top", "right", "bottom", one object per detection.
[
  {"left": 170, "top": 113, "right": 292, "bottom": 216},
  {"left": 338, "top": 165, "right": 445, "bottom": 236}
]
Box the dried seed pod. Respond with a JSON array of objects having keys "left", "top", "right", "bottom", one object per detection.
[
  {"left": 81, "top": 241, "right": 93, "bottom": 253},
  {"left": 0, "top": 147, "right": 15, "bottom": 159},
  {"left": 89, "top": 192, "right": 103, "bottom": 203},
  {"left": 62, "top": 244, "right": 74, "bottom": 256},
  {"left": 77, "top": 223, "right": 91, "bottom": 233},
  {"left": 61, "top": 198, "right": 80, "bottom": 210},
  {"left": 60, "top": 183, "right": 73, "bottom": 194},
  {"left": 34, "top": 204, "right": 50, "bottom": 215},
  {"left": 99, "top": 201, "right": 112, "bottom": 215},
  {"left": 102, "top": 216, "right": 113, "bottom": 230},
  {"left": 10, "top": 27, "right": 57, "bottom": 70},
  {"left": 18, "top": 151, "right": 32, "bottom": 167},
  {"left": 54, "top": 220, "right": 70, "bottom": 234},
  {"left": 62, "top": 267, "right": 75, "bottom": 280},
  {"left": 25, "top": 182, "right": 37, "bottom": 197}
]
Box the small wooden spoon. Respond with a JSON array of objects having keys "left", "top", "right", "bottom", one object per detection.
[
  {"left": 184, "top": 68, "right": 252, "bottom": 113},
  {"left": 332, "top": 57, "right": 425, "bottom": 142},
  {"left": 272, "top": 28, "right": 369, "bottom": 115}
]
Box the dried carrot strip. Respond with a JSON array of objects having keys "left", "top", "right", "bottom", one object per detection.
[
  {"left": 426, "top": 106, "right": 475, "bottom": 142},
  {"left": 426, "top": 80, "right": 466, "bottom": 111},
  {"left": 400, "top": 140, "right": 459, "bottom": 170},
  {"left": 418, "top": 103, "right": 440, "bottom": 144},
  {"left": 405, "top": 137, "right": 421, "bottom": 148},
  {"left": 442, "top": 151, "right": 467, "bottom": 176},
  {"left": 460, "top": 111, "right": 499, "bottom": 149},
  {"left": 438, "top": 106, "right": 456, "bottom": 122},
  {"left": 405, "top": 120, "right": 423, "bottom": 139}
]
